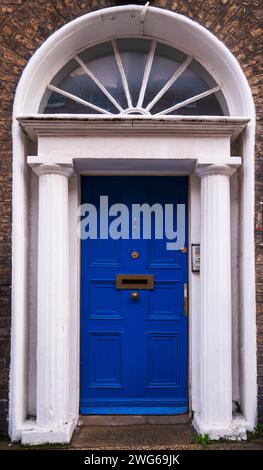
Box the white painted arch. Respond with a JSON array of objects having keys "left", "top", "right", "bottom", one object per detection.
[{"left": 10, "top": 5, "right": 257, "bottom": 442}]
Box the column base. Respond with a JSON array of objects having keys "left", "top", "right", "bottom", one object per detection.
[
  {"left": 193, "top": 413, "right": 248, "bottom": 441},
  {"left": 21, "top": 419, "right": 76, "bottom": 445}
]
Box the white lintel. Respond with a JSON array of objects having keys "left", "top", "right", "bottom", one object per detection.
[{"left": 21, "top": 116, "right": 247, "bottom": 166}]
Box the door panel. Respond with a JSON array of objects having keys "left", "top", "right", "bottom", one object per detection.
[
  {"left": 80, "top": 176, "right": 188, "bottom": 414},
  {"left": 146, "top": 333, "right": 180, "bottom": 388},
  {"left": 89, "top": 333, "right": 122, "bottom": 389}
]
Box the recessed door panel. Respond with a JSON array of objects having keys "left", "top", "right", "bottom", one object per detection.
[
  {"left": 146, "top": 333, "right": 180, "bottom": 388},
  {"left": 148, "top": 281, "right": 181, "bottom": 320},
  {"left": 88, "top": 281, "right": 121, "bottom": 320},
  {"left": 88, "top": 333, "right": 122, "bottom": 388}
]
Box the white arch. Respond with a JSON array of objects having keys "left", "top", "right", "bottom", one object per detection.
[
  {"left": 13, "top": 5, "right": 255, "bottom": 116},
  {"left": 10, "top": 5, "right": 257, "bottom": 440}
]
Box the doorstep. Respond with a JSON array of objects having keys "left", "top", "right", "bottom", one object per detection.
[
  {"left": 79, "top": 414, "right": 191, "bottom": 426},
  {"left": 72, "top": 422, "right": 196, "bottom": 450}
]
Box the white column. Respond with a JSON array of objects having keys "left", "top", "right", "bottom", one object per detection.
[
  {"left": 193, "top": 164, "right": 240, "bottom": 439},
  {"left": 22, "top": 163, "right": 75, "bottom": 445}
]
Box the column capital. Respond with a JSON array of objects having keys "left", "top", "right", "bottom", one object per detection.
[
  {"left": 195, "top": 164, "right": 237, "bottom": 178},
  {"left": 31, "top": 163, "right": 74, "bottom": 178}
]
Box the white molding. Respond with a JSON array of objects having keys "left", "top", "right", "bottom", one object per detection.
[
  {"left": 10, "top": 5, "right": 257, "bottom": 443},
  {"left": 31, "top": 163, "right": 74, "bottom": 177},
  {"left": 17, "top": 115, "right": 250, "bottom": 142},
  {"left": 195, "top": 164, "right": 237, "bottom": 177},
  {"left": 12, "top": 6, "right": 255, "bottom": 116},
  {"left": 20, "top": 118, "right": 244, "bottom": 166}
]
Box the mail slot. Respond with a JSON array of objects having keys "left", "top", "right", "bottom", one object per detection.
[{"left": 116, "top": 274, "right": 154, "bottom": 290}]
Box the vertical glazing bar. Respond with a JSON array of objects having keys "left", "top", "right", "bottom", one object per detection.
[
  {"left": 112, "top": 39, "right": 132, "bottom": 108},
  {"left": 137, "top": 40, "right": 156, "bottom": 108}
]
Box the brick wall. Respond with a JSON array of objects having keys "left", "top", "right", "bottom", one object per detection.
[{"left": 0, "top": 0, "right": 262, "bottom": 434}]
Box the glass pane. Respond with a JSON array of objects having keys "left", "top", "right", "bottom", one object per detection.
[
  {"left": 150, "top": 60, "right": 225, "bottom": 115},
  {"left": 150, "top": 60, "right": 209, "bottom": 114},
  {"left": 117, "top": 38, "right": 150, "bottom": 107},
  {"left": 43, "top": 90, "right": 100, "bottom": 114},
  {"left": 49, "top": 57, "right": 118, "bottom": 114},
  {"left": 143, "top": 42, "right": 187, "bottom": 108},
  {"left": 169, "top": 92, "right": 224, "bottom": 116},
  {"left": 213, "top": 89, "right": 229, "bottom": 115},
  {"left": 78, "top": 42, "right": 127, "bottom": 109}
]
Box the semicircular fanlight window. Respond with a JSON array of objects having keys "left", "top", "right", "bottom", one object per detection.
[{"left": 40, "top": 38, "right": 228, "bottom": 116}]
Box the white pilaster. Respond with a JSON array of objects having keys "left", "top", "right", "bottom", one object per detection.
[
  {"left": 22, "top": 164, "right": 76, "bottom": 445},
  {"left": 193, "top": 164, "right": 246, "bottom": 440}
]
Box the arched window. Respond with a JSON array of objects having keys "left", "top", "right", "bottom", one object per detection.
[{"left": 40, "top": 38, "right": 228, "bottom": 116}]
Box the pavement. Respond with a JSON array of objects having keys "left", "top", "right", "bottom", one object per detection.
[{"left": 70, "top": 422, "right": 263, "bottom": 450}]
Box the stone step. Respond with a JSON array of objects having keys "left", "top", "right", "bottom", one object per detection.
[
  {"left": 72, "top": 423, "right": 196, "bottom": 449},
  {"left": 79, "top": 414, "right": 191, "bottom": 426}
]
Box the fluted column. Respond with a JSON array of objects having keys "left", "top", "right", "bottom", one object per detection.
[
  {"left": 194, "top": 164, "right": 236, "bottom": 436},
  {"left": 23, "top": 163, "right": 75, "bottom": 444}
]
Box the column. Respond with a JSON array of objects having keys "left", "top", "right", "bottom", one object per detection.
[
  {"left": 194, "top": 164, "right": 235, "bottom": 436},
  {"left": 23, "top": 163, "right": 74, "bottom": 444}
]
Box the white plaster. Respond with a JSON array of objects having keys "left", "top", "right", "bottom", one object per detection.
[
  {"left": 10, "top": 5, "right": 257, "bottom": 443},
  {"left": 21, "top": 420, "right": 76, "bottom": 446},
  {"left": 193, "top": 414, "right": 248, "bottom": 441},
  {"left": 37, "top": 135, "right": 230, "bottom": 161}
]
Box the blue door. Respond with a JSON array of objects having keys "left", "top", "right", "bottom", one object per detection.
[{"left": 80, "top": 176, "right": 188, "bottom": 414}]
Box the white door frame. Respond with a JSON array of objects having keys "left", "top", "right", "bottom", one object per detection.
[{"left": 10, "top": 5, "right": 257, "bottom": 444}]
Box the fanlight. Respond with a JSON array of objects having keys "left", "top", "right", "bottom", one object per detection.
[{"left": 41, "top": 38, "right": 228, "bottom": 116}]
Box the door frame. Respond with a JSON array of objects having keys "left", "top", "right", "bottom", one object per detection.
[
  {"left": 14, "top": 115, "right": 254, "bottom": 444},
  {"left": 10, "top": 5, "right": 257, "bottom": 444}
]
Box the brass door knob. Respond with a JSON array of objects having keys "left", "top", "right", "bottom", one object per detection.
[
  {"left": 131, "top": 250, "right": 139, "bottom": 259},
  {"left": 130, "top": 291, "right": 139, "bottom": 301}
]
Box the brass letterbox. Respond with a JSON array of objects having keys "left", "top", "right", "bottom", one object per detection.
[{"left": 116, "top": 274, "right": 154, "bottom": 290}]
